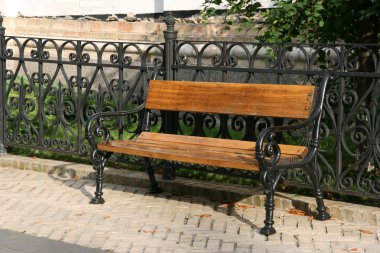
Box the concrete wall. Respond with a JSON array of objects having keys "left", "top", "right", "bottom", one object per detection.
[{"left": 0, "top": 0, "right": 274, "bottom": 17}]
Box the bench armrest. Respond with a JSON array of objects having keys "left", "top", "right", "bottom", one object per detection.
[
  {"left": 255, "top": 120, "right": 313, "bottom": 168},
  {"left": 255, "top": 73, "right": 330, "bottom": 169},
  {"left": 85, "top": 66, "right": 164, "bottom": 150},
  {"left": 85, "top": 103, "right": 145, "bottom": 150}
]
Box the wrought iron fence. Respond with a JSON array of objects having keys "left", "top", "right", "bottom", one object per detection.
[
  {"left": 0, "top": 14, "right": 379, "bottom": 199},
  {"left": 170, "top": 40, "right": 380, "bottom": 199},
  {"left": 0, "top": 17, "right": 164, "bottom": 155}
]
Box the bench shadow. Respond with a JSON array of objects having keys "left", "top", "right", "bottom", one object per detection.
[
  {"left": 47, "top": 164, "right": 94, "bottom": 201},
  {"left": 46, "top": 163, "right": 260, "bottom": 233}
]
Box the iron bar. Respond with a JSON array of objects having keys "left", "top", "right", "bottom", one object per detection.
[{"left": 0, "top": 17, "right": 6, "bottom": 154}]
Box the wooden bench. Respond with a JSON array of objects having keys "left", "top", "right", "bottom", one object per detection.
[{"left": 85, "top": 73, "right": 331, "bottom": 235}]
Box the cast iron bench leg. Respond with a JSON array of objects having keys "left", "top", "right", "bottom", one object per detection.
[
  {"left": 259, "top": 170, "right": 277, "bottom": 236},
  {"left": 90, "top": 151, "right": 112, "bottom": 204},
  {"left": 307, "top": 159, "right": 331, "bottom": 221},
  {"left": 261, "top": 187, "right": 276, "bottom": 236},
  {"left": 144, "top": 157, "right": 163, "bottom": 194}
]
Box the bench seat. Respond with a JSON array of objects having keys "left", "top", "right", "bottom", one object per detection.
[{"left": 98, "top": 132, "right": 308, "bottom": 171}]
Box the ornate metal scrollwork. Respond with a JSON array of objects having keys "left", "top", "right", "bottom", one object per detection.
[
  {"left": 69, "top": 52, "right": 78, "bottom": 62},
  {"left": 81, "top": 53, "right": 90, "bottom": 63},
  {"left": 2, "top": 33, "right": 379, "bottom": 199},
  {"left": 229, "top": 115, "right": 246, "bottom": 135},
  {"left": 262, "top": 133, "right": 281, "bottom": 167},
  {"left": 94, "top": 117, "right": 111, "bottom": 143},
  {"left": 177, "top": 55, "right": 188, "bottom": 66},
  {"left": 30, "top": 49, "right": 39, "bottom": 59},
  {"left": 5, "top": 48, "right": 13, "bottom": 57},
  {"left": 3, "top": 35, "right": 163, "bottom": 156}
]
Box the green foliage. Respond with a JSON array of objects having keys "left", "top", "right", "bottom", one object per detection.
[
  {"left": 201, "top": 0, "right": 262, "bottom": 26},
  {"left": 201, "top": 0, "right": 380, "bottom": 43},
  {"left": 6, "top": 76, "right": 142, "bottom": 148}
]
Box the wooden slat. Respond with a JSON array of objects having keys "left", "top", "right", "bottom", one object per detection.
[
  {"left": 99, "top": 140, "right": 258, "bottom": 171},
  {"left": 138, "top": 132, "right": 308, "bottom": 157},
  {"left": 97, "top": 133, "right": 308, "bottom": 171},
  {"left": 146, "top": 80, "right": 316, "bottom": 119}
]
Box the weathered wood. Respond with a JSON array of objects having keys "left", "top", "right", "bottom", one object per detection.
[
  {"left": 98, "top": 132, "right": 307, "bottom": 171},
  {"left": 138, "top": 132, "right": 307, "bottom": 157},
  {"left": 146, "top": 80, "right": 316, "bottom": 119}
]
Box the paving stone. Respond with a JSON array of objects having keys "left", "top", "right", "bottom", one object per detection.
[
  {"left": 192, "top": 236, "right": 207, "bottom": 248},
  {"left": 220, "top": 242, "right": 236, "bottom": 252},
  {"left": 326, "top": 224, "right": 343, "bottom": 235},
  {"left": 128, "top": 245, "right": 145, "bottom": 253},
  {"left": 211, "top": 219, "right": 226, "bottom": 232},
  {"left": 364, "top": 245, "right": 380, "bottom": 253},
  {"left": 281, "top": 233, "right": 296, "bottom": 245},
  {"left": 206, "top": 239, "right": 221, "bottom": 250},
  {"left": 143, "top": 247, "right": 159, "bottom": 253},
  {"left": 314, "top": 241, "right": 332, "bottom": 253},
  {"left": 238, "top": 225, "right": 253, "bottom": 238},
  {"left": 235, "top": 247, "right": 252, "bottom": 253},
  {"left": 179, "top": 233, "right": 194, "bottom": 246}
]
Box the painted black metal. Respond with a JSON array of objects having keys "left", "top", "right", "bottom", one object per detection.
[
  {"left": 89, "top": 150, "right": 112, "bottom": 204},
  {"left": 255, "top": 73, "right": 331, "bottom": 234},
  {"left": 161, "top": 12, "right": 178, "bottom": 179},
  {"left": 85, "top": 70, "right": 162, "bottom": 198},
  {"left": 0, "top": 17, "right": 6, "bottom": 154},
  {"left": 1, "top": 30, "right": 164, "bottom": 157},
  {"left": 0, "top": 14, "right": 379, "bottom": 200}
]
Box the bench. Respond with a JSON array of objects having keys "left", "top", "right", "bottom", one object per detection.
[{"left": 85, "top": 73, "right": 331, "bottom": 235}]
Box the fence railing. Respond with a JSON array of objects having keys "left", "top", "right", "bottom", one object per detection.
[{"left": 0, "top": 14, "right": 379, "bottom": 199}]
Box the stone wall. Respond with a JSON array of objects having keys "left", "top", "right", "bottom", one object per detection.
[
  {"left": 3, "top": 17, "right": 258, "bottom": 42},
  {"left": 1, "top": 0, "right": 274, "bottom": 17}
]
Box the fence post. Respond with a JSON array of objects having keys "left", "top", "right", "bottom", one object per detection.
[
  {"left": 162, "top": 12, "right": 178, "bottom": 179},
  {"left": 163, "top": 12, "right": 177, "bottom": 82},
  {"left": 0, "top": 16, "right": 6, "bottom": 155}
]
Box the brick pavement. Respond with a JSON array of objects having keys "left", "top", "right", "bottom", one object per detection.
[{"left": 0, "top": 166, "right": 379, "bottom": 253}]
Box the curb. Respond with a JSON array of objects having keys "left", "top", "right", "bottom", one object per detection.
[{"left": 1, "top": 154, "right": 379, "bottom": 226}]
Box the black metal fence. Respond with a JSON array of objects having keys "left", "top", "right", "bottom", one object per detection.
[{"left": 0, "top": 14, "right": 379, "bottom": 199}]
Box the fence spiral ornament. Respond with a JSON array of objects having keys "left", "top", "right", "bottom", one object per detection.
[
  {"left": 5, "top": 48, "right": 13, "bottom": 57},
  {"left": 69, "top": 52, "right": 78, "bottom": 62},
  {"left": 230, "top": 115, "right": 245, "bottom": 133}
]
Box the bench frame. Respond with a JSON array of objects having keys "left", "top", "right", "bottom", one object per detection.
[{"left": 85, "top": 72, "right": 331, "bottom": 236}]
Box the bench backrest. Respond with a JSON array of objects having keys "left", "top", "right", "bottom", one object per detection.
[{"left": 146, "top": 80, "right": 317, "bottom": 119}]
